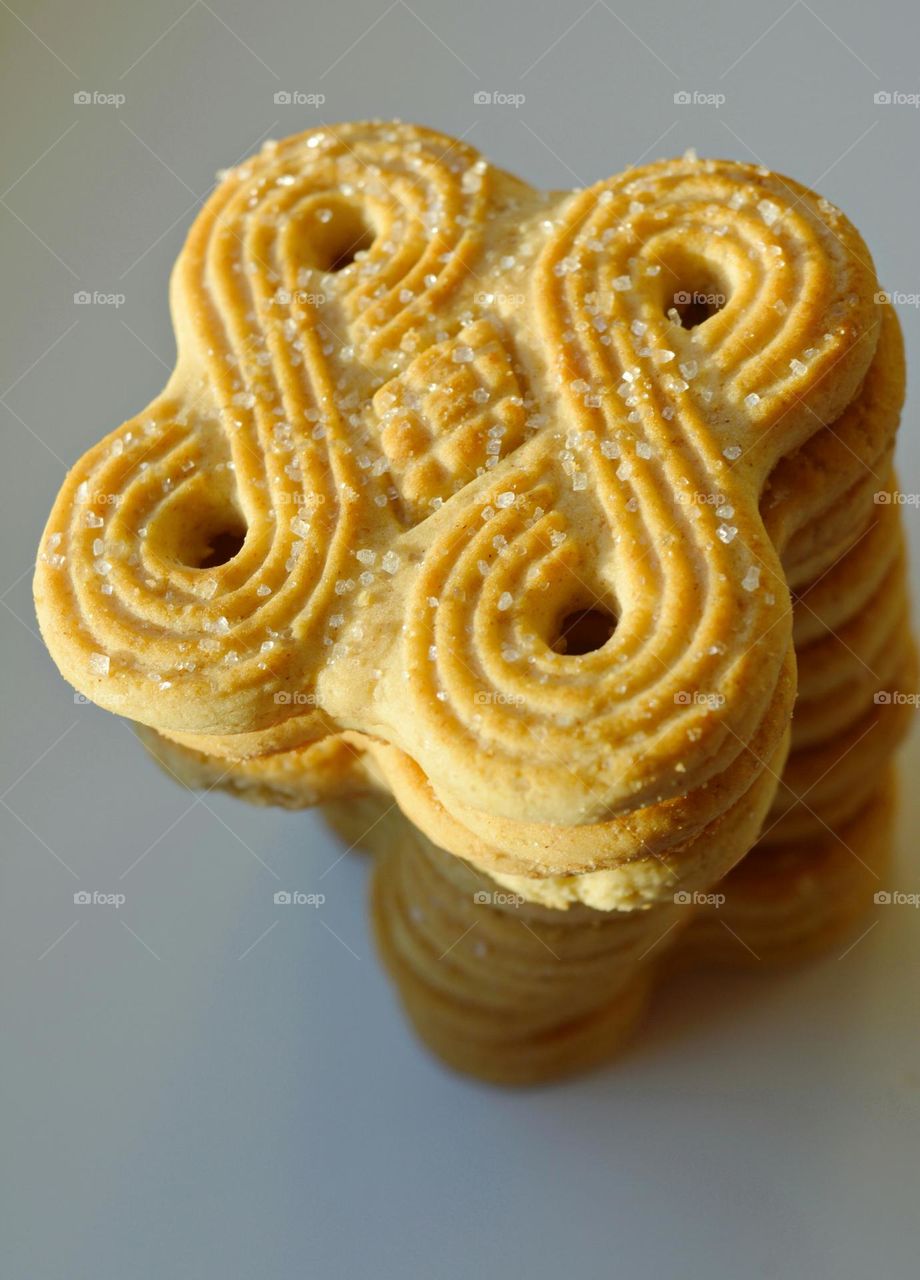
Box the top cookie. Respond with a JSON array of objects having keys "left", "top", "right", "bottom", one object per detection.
[{"left": 34, "top": 122, "right": 880, "bottom": 892}]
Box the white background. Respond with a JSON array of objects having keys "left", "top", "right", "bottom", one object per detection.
[{"left": 1, "top": 1, "right": 918, "bottom": 1276}]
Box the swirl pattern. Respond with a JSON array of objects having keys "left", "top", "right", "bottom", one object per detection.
[{"left": 36, "top": 123, "right": 885, "bottom": 903}]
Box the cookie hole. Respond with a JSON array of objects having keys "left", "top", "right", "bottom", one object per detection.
[
  {"left": 661, "top": 255, "right": 730, "bottom": 330},
  {"left": 194, "top": 525, "right": 247, "bottom": 569},
  {"left": 310, "top": 203, "right": 376, "bottom": 273},
  {"left": 553, "top": 607, "right": 617, "bottom": 656},
  {"left": 669, "top": 282, "right": 727, "bottom": 328},
  {"left": 172, "top": 514, "right": 247, "bottom": 570},
  {"left": 674, "top": 294, "right": 721, "bottom": 328},
  {"left": 328, "top": 228, "right": 373, "bottom": 272}
]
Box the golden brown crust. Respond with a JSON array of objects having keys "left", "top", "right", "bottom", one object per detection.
[
  {"left": 35, "top": 124, "right": 889, "bottom": 905},
  {"left": 362, "top": 767, "right": 897, "bottom": 1082},
  {"left": 681, "top": 770, "right": 896, "bottom": 967}
]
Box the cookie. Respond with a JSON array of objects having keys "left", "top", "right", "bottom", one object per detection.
[
  {"left": 358, "top": 767, "right": 898, "bottom": 1081},
  {"left": 762, "top": 301, "right": 903, "bottom": 590},
  {"left": 36, "top": 123, "right": 887, "bottom": 907},
  {"left": 682, "top": 769, "right": 896, "bottom": 967},
  {"left": 368, "top": 803, "right": 673, "bottom": 1085}
]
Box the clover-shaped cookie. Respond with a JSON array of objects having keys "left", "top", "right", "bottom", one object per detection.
[{"left": 35, "top": 122, "right": 880, "bottom": 906}]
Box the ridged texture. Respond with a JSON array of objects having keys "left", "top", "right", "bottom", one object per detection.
[
  {"left": 329, "top": 768, "right": 897, "bottom": 1084},
  {"left": 139, "top": 451, "right": 915, "bottom": 1082},
  {"left": 35, "top": 123, "right": 887, "bottom": 905}
]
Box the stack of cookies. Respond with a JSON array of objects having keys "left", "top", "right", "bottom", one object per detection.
[{"left": 35, "top": 123, "right": 914, "bottom": 1084}]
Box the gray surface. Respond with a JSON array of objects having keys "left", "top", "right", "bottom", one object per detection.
[{"left": 2, "top": 1, "right": 920, "bottom": 1276}]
